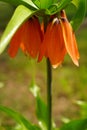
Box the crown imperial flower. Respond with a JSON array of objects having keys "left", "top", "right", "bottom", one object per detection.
[
  {"left": 8, "top": 10, "right": 79, "bottom": 68},
  {"left": 38, "top": 10, "right": 80, "bottom": 68}
]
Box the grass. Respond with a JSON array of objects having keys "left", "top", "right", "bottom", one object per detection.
[{"left": 0, "top": 21, "right": 87, "bottom": 129}]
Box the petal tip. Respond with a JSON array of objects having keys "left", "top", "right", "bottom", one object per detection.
[
  {"left": 74, "top": 60, "right": 79, "bottom": 67},
  {"left": 52, "top": 65, "right": 58, "bottom": 69},
  {"left": 52, "top": 62, "right": 62, "bottom": 69}
]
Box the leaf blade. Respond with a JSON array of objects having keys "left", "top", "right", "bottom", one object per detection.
[
  {"left": 36, "top": 96, "right": 48, "bottom": 130},
  {"left": 60, "top": 119, "right": 87, "bottom": 130},
  {"left": 40, "top": 0, "right": 53, "bottom": 9},
  {"left": 30, "top": 83, "right": 48, "bottom": 130},
  {"left": 49, "top": 0, "right": 72, "bottom": 14},
  {"left": 0, "top": 105, "right": 41, "bottom": 130},
  {"left": 0, "top": 0, "right": 38, "bottom": 9},
  {"left": 70, "top": 0, "right": 86, "bottom": 31}
]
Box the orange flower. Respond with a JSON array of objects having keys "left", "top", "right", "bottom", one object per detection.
[
  {"left": 8, "top": 17, "right": 43, "bottom": 58},
  {"left": 38, "top": 10, "right": 79, "bottom": 68},
  {"left": 8, "top": 10, "right": 79, "bottom": 68}
]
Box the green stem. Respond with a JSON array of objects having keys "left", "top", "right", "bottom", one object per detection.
[
  {"left": 43, "top": 16, "right": 52, "bottom": 130},
  {"left": 47, "top": 58, "right": 52, "bottom": 130}
]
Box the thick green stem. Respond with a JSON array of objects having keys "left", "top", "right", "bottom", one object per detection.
[
  {"left": 43, "top": 16, "right": 52, "bottom": 130},
  {"left": 47, "top": 58, "right": 52, "bottom": 130}
]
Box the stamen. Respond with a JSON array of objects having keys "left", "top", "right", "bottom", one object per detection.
[
  {"left": 60, "top": 10, "right": 66, "bottom": 18},
  {"left": 61, "top": 17, "right": 67, "bottom": 22},
  {"left": 52, "top": 17, "right": 60, "bottom": 25}
]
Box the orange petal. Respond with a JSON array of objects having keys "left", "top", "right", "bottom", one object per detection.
[
  {"left": 41, "top": 22, "right": 44, "bottom": 38},
  {"left": 20, "top": 17, "right": 43, "bottom": 58},
  {"left": 49, "top": 20, "right": 66, "bottom": 67},
  {"left": 60, "top": 19, "right": 79, "bottom": 66},
  {"left": 38, "top": 22, "right": 50, "bottom": 62},
  {"left": 38, "top": 18, "right": 66, "bottom": 67},
  {"left": 72, "top": 32, "right": 80, "bottom": 60},
  {"left": 8, "top": 24, "right": 23, "bottom": 58}
]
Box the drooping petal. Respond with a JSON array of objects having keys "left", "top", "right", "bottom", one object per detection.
[
  {"left": 72, "top": 32, "right": 80, "bottom": 59},
  {"left": 20, "top": 17, "right": 43, "bottom": 58},
  {"left": 38, "top": 18, "right": 66, "bottom": 68},
  {"left": 38, "top": 22, "right": 50, "bottom": 62},
  {"left": 8, "top": 23, "right": 23, "bottom": 58},
  {"left": 60, "top": 18, "right": 79, "bottom": 66},
  {"left": 60, "top": 10, "right": 80, "bottom": 66}
]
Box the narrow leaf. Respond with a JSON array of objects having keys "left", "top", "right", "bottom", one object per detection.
[
  {"left": 30, "top": 84, "right": 48, "bottom": 130},
  {"left": 0, "top": 105, "right": 41, "bottom": 130},
  {"left": 49, "top": 0, "right": 72, "bottom": 14},
  {"left": 70, "top": 0, "right": 86, "bottom": 31},
  {"left": 0, "top": 5, "right": 36, "bottom": 54},
  {"left": 60, "top": 119, "right": 87, "bottom": 130},
  {"left": 57, "top": 0, "right": 72, "bottom": 11},
  {"left": 36, "top": 96, "right": 48, "bottom": 130},
  {"left": 32, "top": 0, "right": 40, "bottom": 8},
  {"left": 0, "top": 0, "right": 38, "bottom": 9},
  {"left": 40, "top": 0, "right": 53, "bottom": 9}
]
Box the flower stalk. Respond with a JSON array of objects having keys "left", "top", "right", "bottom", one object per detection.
[
  {"left": 43, "top": 16, "right": 52, "bottom": 130},
  {"left": 47, "top": 58, "right": 52, "bottom": 130}
]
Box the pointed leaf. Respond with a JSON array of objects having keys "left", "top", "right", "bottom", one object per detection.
[
  {"left": 40, "top": 0, "right": 53, "bottom": 9},
  {"left": 57, "top": 0, "right": 72, "bottom": 11},
  {"left": 0, "top": 5, "right": 36, "bottom": 54},
  {"left": 0, "top": 105, "right": 41, "bottom": 130},
  {"left": 49, "top": 0, "right": 72, "bottom": 14},
  {"left": 70, "top": 0, "right": 86, "bottom": 31},
  {"left": 30, "top": 81, "right": 40, "bottom": 97},
  {"left": 30, "top": 84, "right": 48, "bottom": 130},
  {"left": 0, "top": 0, "right": 38, "bottom": 9},
  {"left": 60, "top": 119, "right": 87, "bottom": 130},
  {"left": 32, "top": 0, "right": 40, "bottom": 8},
  {"left": 36, "top": 96, "right": 48, "bottom": 130}
]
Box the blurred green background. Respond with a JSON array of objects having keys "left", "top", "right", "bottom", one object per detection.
[{"left": 0, "top": 1, "right": 87, "bottom": 129}]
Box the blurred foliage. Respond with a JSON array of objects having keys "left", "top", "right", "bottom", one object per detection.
[
  {"left": 0, "top": 2, "right": 14, "bottom": 29},
  {"left": 0, "top": 0, "right": 87, "bottom": 130}
]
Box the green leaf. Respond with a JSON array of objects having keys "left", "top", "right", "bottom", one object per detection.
[
  {"left": 57, "top": 0, "right": 72, "bottom": 11},
  {"left": 40, "top": 0, "right": 53, "bottom": 9},
  {"left": 0, "top": 2, "right": 14, "bottom": 29},
  {"left": 60, "top": 119, "right": 87, "bottom": 130},
  {"left": 13, "top": 124, "right": 41, "bottom": 130},
  {"left": 70, "top": 0, "right": 86, "bottom": 31},
  {"left": 0, "top": 2, "right": 14, "bottom": 20},
  {"left": 32, "top": 0, "right": 40, "bottom": 8},
  {"left": 0, "top": 5, "right": 36, "bottom": 54},
  {"left": 30, "top": 84, "right": 48, "bottom": 130},
  {"left": 30, "top": 81, "right": 40, "bottom": 97},
  {"left": 36, "top": 96, "right": 48, "bottom": 130},
  {"left": 49, "top": 0, "right": 72, "bottom": 14},
  {"left": 30, "top": 83, "right": 57, "bottom": 130},
  {"left": 0, "top": 0, "right": 38, "bottom": 9},
  {"left": 75, "top": 100, "right": 87, "bottom": 118},
  {"left": 0, "top": 105, "right": 41, "bottom": 130}
]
